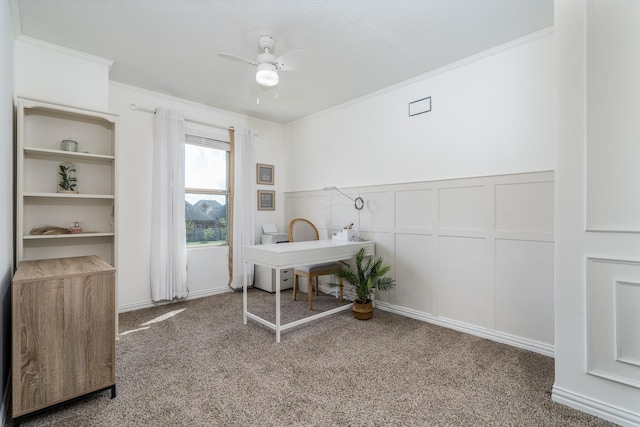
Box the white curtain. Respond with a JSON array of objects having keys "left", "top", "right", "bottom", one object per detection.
[
  {"left": 150, "top": 108, "right": 188, "bottom": 301},
  {"left": 229, "top": 128, "right": 256, "bottom": 289}
]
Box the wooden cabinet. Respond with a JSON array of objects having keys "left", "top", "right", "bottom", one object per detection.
[
  {"left": 11, "top": 256, "right": 116, "bottom": 423},
  {"left": 16, "top": 97, "right": 117, "bottom": 265}
]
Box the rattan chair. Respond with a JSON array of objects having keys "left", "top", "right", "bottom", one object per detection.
[{"left": 288, "top": 218, "right": 343, "bottom": 310}]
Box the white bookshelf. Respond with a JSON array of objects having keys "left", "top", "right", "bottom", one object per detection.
[{"left": 16, "top": 97, "right": 118, "bottom": 266}]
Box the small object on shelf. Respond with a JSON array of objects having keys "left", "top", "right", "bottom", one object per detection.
[
  {"left": 60, "top": 138, "right": 78, "bottom": 152},
  {"left": 69, "top": 222, "right": 83, "bottom": 234},
  {"left": 57, "top": 162, "right": 78, "bottom": 193},
  {"left": 30, "top": 225, "right": 71, "bottom": 235}
]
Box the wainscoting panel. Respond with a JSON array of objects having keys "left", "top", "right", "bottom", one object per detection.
[
  {"left": 329, "top": 192, "right": 358, "bottom": 230},
  {"left": 439, "top": 236, "right": 487, "bottom": 326},
  {"left": 306, "top": 195, "right": 332, "bottom": 235},
  {"left": 495, "top": 239, "right": 554, "bottom": 344},
  {"left": 439, "top": 185, "right": 487, "bottom": 234},
  {"left": 495, "top": 181, "right": 554, "bottom": 234},
  {"left": 284, "top": 171, "right": 555, "bottom": 355},
  {"left": 586, "top": 0, "right": 640, "bottom": 232},
  {"left": 361, "top": 190, "right": 394, "bottom": 230},
  {"left": 395, "top": 188, "right": 434, "bottom": 231},
  {"left": 616, "top": 280, "right": 640, "bottom": 367},
  {"left": 393, "top": 233, "right": 433, "bottom": 313},
  {"left": 587, "top": 258, "right": 640, "bottom": 388},
  {"left": 363, "top": 230, "right": 395, "bottom": 260},
  {"left": 285, "top": 196, "right": 307, "bottom": 225}
]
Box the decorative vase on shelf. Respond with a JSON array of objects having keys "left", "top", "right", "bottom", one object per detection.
[
  {"left": 69, "top": 221, "right": 83, "bottom": 234},
  {"left": 57, "top": 162, "right": 78, "bottom": 193},
  {"left": 60, "top": 138, "right": 78, "bottom": 152}
]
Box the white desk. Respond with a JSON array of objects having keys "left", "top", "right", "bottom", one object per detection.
[{"left": 243, "top": 239, "right": 375, "bottom": 342}]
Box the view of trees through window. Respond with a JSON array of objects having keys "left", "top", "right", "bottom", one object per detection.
[
  {"left": 185, "top": 194, "right": 227, "bottom": 245},
  {"left": 184, "top": 135, "right": 229, "bottom": 246}
]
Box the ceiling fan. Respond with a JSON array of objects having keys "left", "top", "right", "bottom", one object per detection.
[{"left": 218, "top": 35, "right": 312, "bottom": 87}]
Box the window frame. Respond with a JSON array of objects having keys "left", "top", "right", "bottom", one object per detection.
[{"left": 184, "top": 131, "right": 231, "bottom": 247}]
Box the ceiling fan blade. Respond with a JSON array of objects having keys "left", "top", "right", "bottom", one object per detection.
[
  {"left": 276, "top": 50, "right": 312, "bottom": 71},
  {"left": 217, "top": 52, "right": 258, "bottom": 67}
]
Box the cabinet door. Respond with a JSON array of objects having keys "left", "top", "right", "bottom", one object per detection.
[{"left": 12, "top": 272, "right": 115, "bottom": 417}]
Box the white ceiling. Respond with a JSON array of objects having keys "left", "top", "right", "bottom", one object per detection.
[{"left": 12, "top": 0, "right": 553, "bottom": 124}]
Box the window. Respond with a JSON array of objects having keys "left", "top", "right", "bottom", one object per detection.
[{"left": 184, "top": 133, "right": 230, "bottom": 247}]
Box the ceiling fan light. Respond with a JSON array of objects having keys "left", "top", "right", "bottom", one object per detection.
[{"left": 256, "top": 63, "right": 279, "bottom": 87}]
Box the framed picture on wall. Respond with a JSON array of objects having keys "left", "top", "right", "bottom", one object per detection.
[
  {"left": 258, "top": 190, "right": 275, "bottom": 210},
  {"left": 257, "top": 163, "right": 274, "bottom": 185}
]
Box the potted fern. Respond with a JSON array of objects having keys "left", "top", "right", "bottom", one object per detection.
[{"left": 330, "top": 247, "right": 395, "bottom": 320}]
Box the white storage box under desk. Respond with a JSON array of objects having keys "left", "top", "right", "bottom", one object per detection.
[{"left": 254, "top": 264, "right": 294, "bottom": 292}]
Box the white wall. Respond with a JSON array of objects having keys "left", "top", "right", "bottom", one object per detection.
[
  {"left": 109, "top": 83, "right": 285, "bottom": 311},
  {"left": 282, "top": 28, "right": 556, "bottom": 355},
  {"left": 283, "top": 29, "right": 555, "bottom": 192},
  {"left": 15, "top": 36, "right": 111, "bottom": 111},
  {"left": 286, "top": 171, "right": 555, "bottom": 356},
  {"left": 0, "top": 0, "right": 14, "bottom": 422},
  {"left": 554, "top": 1, "right": 640, "bottom": 425},
  {"left": 12, "top": 38, "right": 287, "bottom": 311}
]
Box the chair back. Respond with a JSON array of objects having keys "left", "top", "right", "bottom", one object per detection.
[{"left": 288, "top": 218, "right": 320, "bottom": 242}]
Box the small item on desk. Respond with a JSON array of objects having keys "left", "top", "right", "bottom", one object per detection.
[
  {"left": 69, "top": 221, "right": 83, "bottom": 234},
  {"left": 333, "top": 229, "right": 354, "bottom": 241}
]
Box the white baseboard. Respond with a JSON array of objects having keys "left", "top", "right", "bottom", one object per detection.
[
  {"left": 117, "top": 286, "right": 233, "bottom": 313},
  {"left": 375, "top": 301, "right": 555, "bottom": 357},
  {"left": 552, "top": 385, "right": 640, "bottom": 427}
]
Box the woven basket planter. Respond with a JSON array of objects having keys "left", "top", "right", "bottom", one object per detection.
[{"left": 352, "top": 300, "right": 374, "bottom": 320}]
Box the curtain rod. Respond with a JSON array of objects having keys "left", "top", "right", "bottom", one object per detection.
[{"left": 129, "top": 103, "right": 233, "bottom": 132}]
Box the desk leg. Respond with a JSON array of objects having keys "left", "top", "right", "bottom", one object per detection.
[
  {"left": 275, "top": 268, "right": 281, "bottom": 342},
  {"left": 243, "top": 261, "right": 248, "bottom": 324}
]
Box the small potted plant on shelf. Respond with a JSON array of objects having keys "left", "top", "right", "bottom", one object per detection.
[
  {"left": 57, "top": 162, "right": 78, "bottom": 193},
  {"left": 330, "top": 247, "right": 395, "bottom": 320}
]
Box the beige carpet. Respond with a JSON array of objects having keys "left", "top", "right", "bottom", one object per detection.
[{"left": 11, "top": 289, "right": 616, "bottom": 426}]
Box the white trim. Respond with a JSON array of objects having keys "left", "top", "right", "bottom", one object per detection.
[
  {"left": 586, "top": 257, "right": 640, "bottom": 388},
  {"left": 117, "top": 287, "right": 233, "bottom": 313},
  {"left": 16, "top": 35, "right": 113, "bottom": 68},
  {"left": 375, "top": 300, "right": 555, "bottom": 357},
  {"left": 110, "top": 81, "right": 280, "bottom": 129},
  {"left": 615, "top": 281, "right": 640, "bottom": 368},
  {"left": 552, "top": 385, "right": 640, "bottom": 427},
  {"left": 588, "top": 369, "right": 640, "bottom": 391}
]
